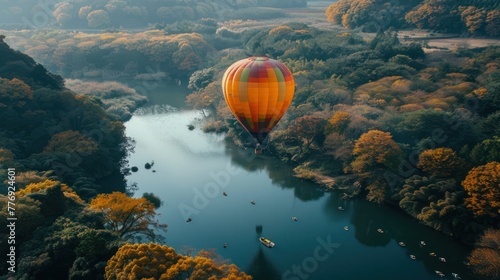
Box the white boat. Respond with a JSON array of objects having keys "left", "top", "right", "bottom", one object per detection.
[
  {"left": 344, "top": 226, "right": 349, "bottom": 231},
  {"left": 338, "top": 206, "right": 345, "bottom": 211},
  {"left": 410, "top": 255, "right": 416, "bottom": 260},
  {"left": 435, "top": 271, "right": 445, "bottom": 277},
  {"left": 259, "top": 237, "right": 275, "bottom": 248},
  {"left": 398, "top": 242, "right": 406, "bottom": 247},
  {"left": 439, "top": 257, "right": 447, "bottom": 262},
  {"left": 377, "top": 228, "right": 384, "bottom": 233},
  {"left": 420, "top": 240, "right": 426, "bottom": 246},
  {"left": 452, "top": 273, "right": 461, "bottom": 279}
]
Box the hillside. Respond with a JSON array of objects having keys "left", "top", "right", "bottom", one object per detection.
[{"left": 0, "top": 36, "right": 129, "bottom": 198}]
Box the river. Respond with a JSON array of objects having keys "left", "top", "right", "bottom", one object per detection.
[{"left": 123, "top": 84, "right": 475, "bottom": 280}]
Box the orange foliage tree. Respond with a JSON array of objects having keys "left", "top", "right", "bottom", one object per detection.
[
  {"left": 105, "top": 243, "right": 252, "bottom": 280},
  {"left": 351, "top": 130, "right": 401, "bottom": 173},
  {"left": 418, "top": 148, "right": 466, "bottom": 178},
  {"left": 460, "top": 6, "right": 487, "bottom": 34},
  {"left": 89, "top": 192, "right": 167, "bottom": 241},
  {"left": 287, "top": 116, "right": 327, "bottom": 151},
  {"left": 327, "top": 111, "right": 350, "bottom": 134},
  {"left": 17, "top": 179, "right": 83, "bottom": 203},
  {"left": 462, "top": 162, "right": 500, "bottom": 218},
  {"left": 468, "top": 229, "right": 500, "bottom": 279},
  {"left": 43, "top": 130, "right": 98, "bottom": 155}
]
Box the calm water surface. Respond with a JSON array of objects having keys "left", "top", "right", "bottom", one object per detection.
[{"left": 124, "top": 85, "right": 475, "bottom": 280}]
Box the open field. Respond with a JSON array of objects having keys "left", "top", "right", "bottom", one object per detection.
[{"left": 398, "top": 29, "right": 500, "bottom": 52}]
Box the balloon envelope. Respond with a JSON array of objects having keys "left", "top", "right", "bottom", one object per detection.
[{"left": 222, "top": 56, "right": 294, "bottom": 144}]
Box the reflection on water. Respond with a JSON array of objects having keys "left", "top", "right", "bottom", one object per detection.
[
  {"left": 124, "top": 89, "right": 476, "bottom": 280},
  {"left": 225, "top": 144, "right": 325, "bottom": 202},
  {"left": 247, "top": 248, "right": 281, "bottom": 280}
]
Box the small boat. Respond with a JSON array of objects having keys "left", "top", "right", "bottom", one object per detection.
[
  {"left": 420, "top": 240, "right": 426, "bottom": 246},
  {"left": 259, "top": 237, "right": 275, "bottom": 248},
  {"left": 430, "top": 252, "right": 437, "bottom": 257},
  {"left": 292, "top": 217, "right": 298, "bottom": 221},
  {"left": 398, "top": 242, "right": 406, "bottom": 247},
  {"left": 338, "top": 206, "right": 345, "bottom": 211},
  {"left": 435, "top": 271, "right": 445, "bottom": 277},
  {"left": 377, "top": 228, "right": 384, "bottom": 233},
  {"left": 186, "top": 218, "right": 192, "bottom": 222},
  {"left": 251, "top": 200, "right": 256, "bottom": 205},
  {"left": 410, "top": 255, "right": 416, "bottom": 260},
  {"left": 439, "top": 257, "right": 447, "bottom": 262},
  {"left": 223, "top": 243, "right": 227, "bottom": 248},
  {"left": 344, "top": 226, "right": 349, "bottom": 231},
  {"left": 452, "top": 273, "right": 461, "bottom": 279},
  {"left": 223, "top": 192, "right": 227, "bottom": 196}
]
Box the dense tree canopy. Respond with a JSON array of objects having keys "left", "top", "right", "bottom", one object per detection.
[
  {"left": 105, "top": 243, "right": 252, "bottom": 280},
  {"left": 326, "top": 0, "right": 500, "bottom": 35},
  {"left": 0, "top": 0, "right": 305, "bottom": 29},
  {"left": 351, "top": 130, "right": 401, "bottom": 173},
  {"left": 1, "top": 1, "right": 500, "bottom": 277},
  {"left": 462, "top": 162, "right": 500, "bottom": 218},
  {"left": 418, "top": 148, "right": 466, "bottom": 178},
  {"left": 468, "top": 229, "right": 500, "bottom": 280}
]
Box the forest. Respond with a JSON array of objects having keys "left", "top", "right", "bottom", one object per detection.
[
  {"left": 0, "top": 36, "right": 252, "bottom": 279},
  {"left": 0, "top": 1, "right": 499, "bottom": 279},
  {"left": 0, "top": 0, "right": 306, "bottom": 29},
  {"left": 326, "top": 0, "right": 500, "bottom": 36}
]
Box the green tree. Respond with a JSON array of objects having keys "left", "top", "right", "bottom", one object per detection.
[
  {"left": 398, "top": 175, "right": 468, "bottom": 233},
  {"left": 470, "top": 137, "right": 500, "bottom": 166}
]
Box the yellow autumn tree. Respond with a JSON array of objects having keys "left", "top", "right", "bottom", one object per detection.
[
  {"left": 89, "top": 192, "right": 167, "bottom": 241},
  {"left": 17, "top": 179, "right": 83, "bottom": 203},
  {"left": 351, "top": 130, "right": 401, "bottom": 173},
  {"left": 105, "top": 243, "right": 252, "bottom": 280},
  {"left": 468, "top": 229, "right": 500, "bottom": 279},
  {"left": 105, "top": 243, "right": 180, "bottom": 280},
  {"left": 462, "top": 162, "right": 500, "bottom": 218},
  {"left": 418, "top": 148, "right": 466, "bottom": 178},
  {"left": 327, "top": 111, "right": 350, "bottom": 134}
]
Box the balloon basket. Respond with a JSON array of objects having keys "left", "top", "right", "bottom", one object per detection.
[{"left": 254, "top": 144, "right": 263, "bottom": 155}]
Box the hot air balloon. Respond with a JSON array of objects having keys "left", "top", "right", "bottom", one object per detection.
[{"left": 222, "top": 56, "right": 294, "bottom": 153}]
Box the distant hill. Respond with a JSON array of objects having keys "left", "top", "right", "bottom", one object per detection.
[
  {"left": 0, "top": 35, "right": 63, "bottom": 90},
  {"left": 326, "top": 0, "right": 500, "bottom": 36},
  {"left": 0, "top": 0, "right": 307, "bottom": 29}
]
